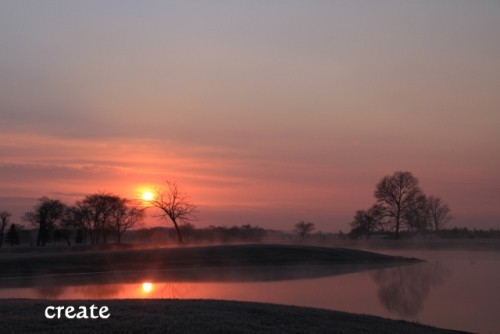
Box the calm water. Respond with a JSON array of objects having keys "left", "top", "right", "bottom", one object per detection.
[{"left": 1, "top": 249, "right": 499, "bottom": 333}]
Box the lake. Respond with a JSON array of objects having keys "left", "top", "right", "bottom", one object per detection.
[{"left": 1, "top": 248, "right": 498, "bottom": 333}]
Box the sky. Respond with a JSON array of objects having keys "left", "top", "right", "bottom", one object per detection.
[{"left": 1, "top": 1, "right": 499, "bottom": 231}]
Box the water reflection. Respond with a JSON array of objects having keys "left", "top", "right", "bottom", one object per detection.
[
  {"left": 372, "top": 262, "right": 450, "bottom": 316},
  {"left": 142, "top": 282, "right": 153, "bottom": 294},
  {"left": 27, "top": 281, "right": 195, "bottom": 299},
  {"left": 35, "top": 285, "right": 66, "bottom": 299},
  {"left": 155, "top": 282, "right": 193, "bottom": 299},
  {"left": 73, "top": 284, "right": 123, "bottom": 299},
  {"left": 0, "top": 264, "right": 398, "bottom": 289},
  {"left": 1, "top": 250, "right": 497, "bottom": 334},
  {"left": 3, "top": 262, "right": 452, "bottom": 311}
]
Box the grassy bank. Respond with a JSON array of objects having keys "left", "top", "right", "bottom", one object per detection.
[{"left": 0, "top": 299, "right": 468, "bottom": 334}]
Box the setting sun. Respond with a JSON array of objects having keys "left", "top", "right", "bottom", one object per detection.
[
  {"left": 142, "top": 282, "right": 153, "bottom": 294},
  {"left": 141, "top": 191, "right": 154, "bottom": 201}
]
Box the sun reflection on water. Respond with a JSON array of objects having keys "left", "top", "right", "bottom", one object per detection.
[{"left": 142, "top": 282, "right": 154, "bottom": 294}]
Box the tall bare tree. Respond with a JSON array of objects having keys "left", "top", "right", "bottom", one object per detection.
[
  {"left": 0, "top": 210, "right": 12, "bottom": 248},
  {"left": 427, "top": 196, "right": 452, "bottom": 231},
  {"left": 23, "top": 197, "right": 66, "bottom": 246},
  {"left": 375, "top": 171, "right": 423, "bottom": 238},
  {"left": 151, "top": 181, "right": 196, "bottom": 243}
]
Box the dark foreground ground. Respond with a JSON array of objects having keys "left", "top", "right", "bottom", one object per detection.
[{"left": 0, "top": 299, "right": 469, "bottom": 334}]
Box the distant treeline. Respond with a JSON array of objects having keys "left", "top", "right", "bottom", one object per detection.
[
  {"left": 125, "top": 224, "right": 270, "bottom": 244},
  {"left": 347, "top": 227, "right": 500, "bottom": 240},
  {"left": 434, "top": 227, "right": 500, "bottom": 239},
  {"left": 4, "top": 225, "right": 292, "bottom": 246},
  {"left": 4, "top": 225, "right": 500, "bottom": 249}
]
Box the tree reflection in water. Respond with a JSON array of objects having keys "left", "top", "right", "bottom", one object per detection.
[
  {"left": 73, "top": 284, "right": 123, "bottom": 299},
  {"left": 156, "top": 282, "right": 193, "bottom": 299},
  {"left": 36, "top": 285, "right": 67, "bottom": 299},
  {"left": 372, "top": 262, "right": 450, "bottom": 316}
]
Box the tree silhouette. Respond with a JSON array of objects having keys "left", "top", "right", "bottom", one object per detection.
[
  {"left": 58, "top": 205, "right": 84, "bottom": 245},
  {"left": 110, "top": 198, "right": 145, "bottom": 243},
  {"left": 427, "top": 196, "right": 452, "bottom": 231},
  {"left": 75, "top": 193, "right": 143, "bottom": 244},
  {"left": 374, "top": 171, "right": 423, "bottom": 238},
  {"left": 350, "top": 172, "right": 453, "bottom": 237},
  {"left": 23, "top": 197, "right": 66, "bottom": 246},
  {"left": 151, "top": 181, "right": 196, "bottom": 243},
  {"left": 294, "top": 221, "right": 315, "bottom": 239},
  {"left": 76, "top": 193, "right": 121, "bottom": 244},
  {"left": 349, "top": 204, "right": 384, "bottom": 239},
  {"left": 404, "top": 194, "right": 431, "bottom": 232},
  {"left": 0, "top": 210, "right": 11, "bottom": 248},
  {"left": 6, "top": 224, "right": 20, "bottom": 246}
]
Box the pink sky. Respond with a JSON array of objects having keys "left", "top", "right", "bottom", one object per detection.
[{"left": 0, "top": 1, "right": 499, "bottom": 231}]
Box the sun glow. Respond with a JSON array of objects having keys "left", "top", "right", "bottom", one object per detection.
[
  {"left": 141, "top": 191, "right": 154, "bottom": 201},
  {"left": 142, "top": 282, "right": 153, "bottom": 294}
]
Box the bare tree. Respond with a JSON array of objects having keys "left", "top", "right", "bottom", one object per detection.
[
  {"left": 427, "top": 196, "right": 452, "bottom": 231},
  {"left": 110, "top": 198, "right": 145, "bottom": 243},
  {"left": 295, "top": 220, "right": 315, "bottom": 239},
  {"left": 23, "top": 197, "right": 66, "bottom": 246},
  {"left": 374, "top": 171, "right": 423, "bottom": 239},
  {"left": 151, "top": 181, "right": 196, "bottom": 243},
  {"left": 0, "top": 210, "right": 11, "bottom": 248}
]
